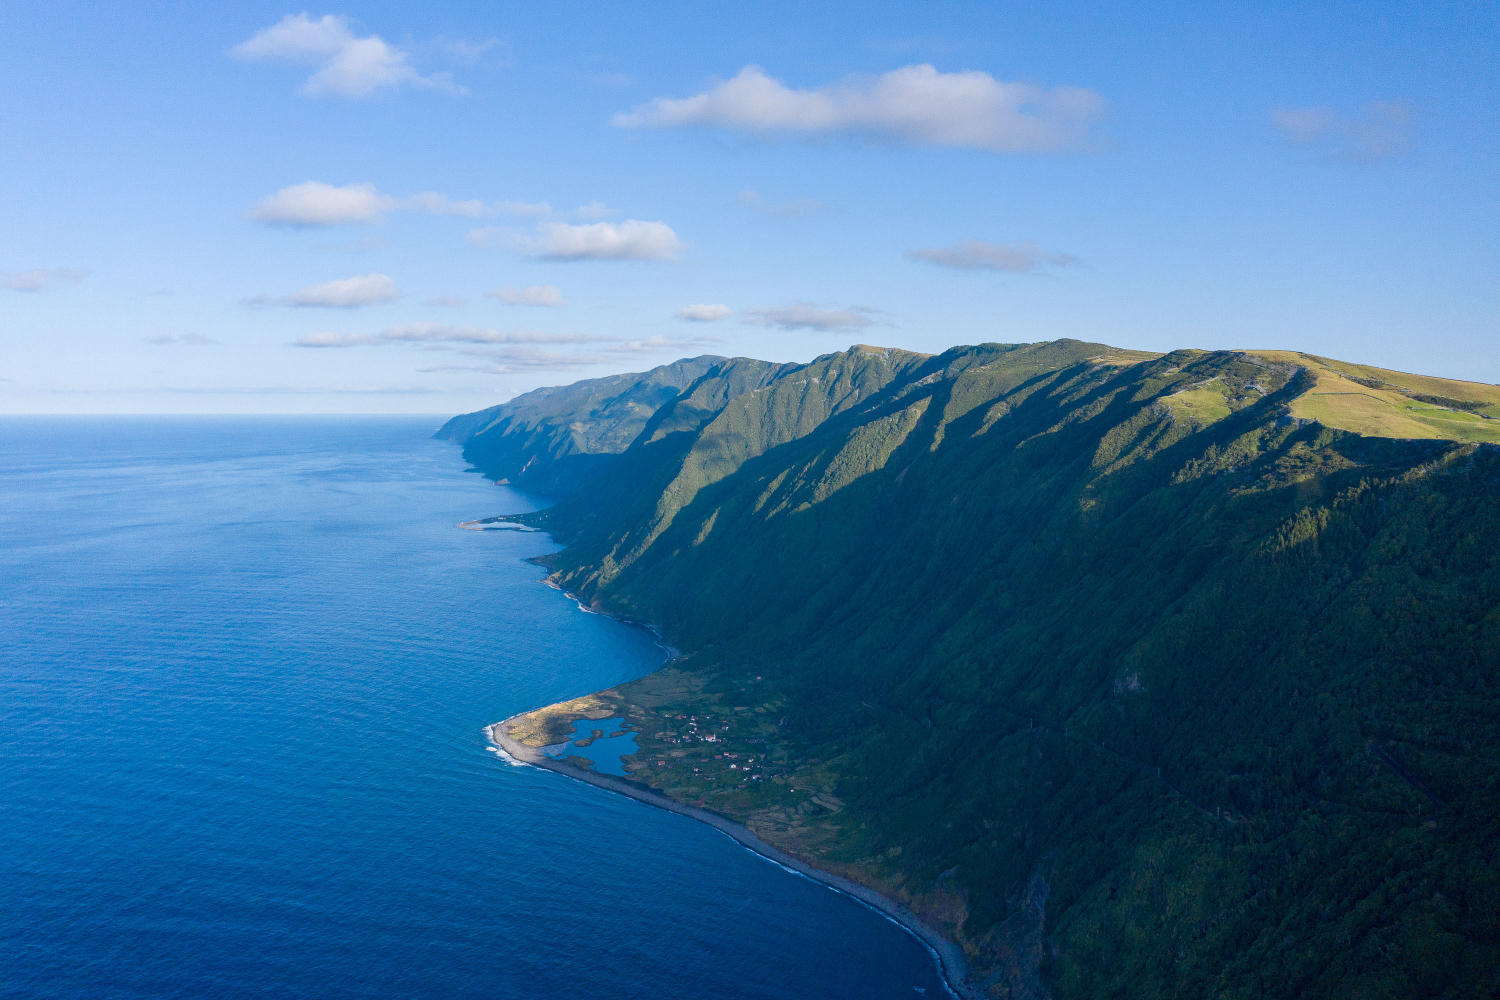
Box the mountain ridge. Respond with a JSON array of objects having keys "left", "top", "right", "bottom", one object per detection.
[{"left": 459, "top": 340, "right": 1499, "bottom": 999}]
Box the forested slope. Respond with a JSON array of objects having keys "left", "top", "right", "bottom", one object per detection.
[
  {"left": 469, "top": 341, "right": 1500, "bottom": 999},
  {"left": 433, "top": 354, "right": 784, "bottom": 494}
]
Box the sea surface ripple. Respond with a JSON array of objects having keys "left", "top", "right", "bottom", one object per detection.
[{"left": 0, "top": 417, "right": 947, "bottom": 1000}]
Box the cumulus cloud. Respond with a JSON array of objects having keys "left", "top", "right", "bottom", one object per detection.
[
  {"left": 489, "top": 284, "right": 566, "bottom": 307},
  {"left": 1271, "top": 101, "right": 1415, "bottom": 161},
  {"left": 292, "top": 323, "right": 611, "bottom": 348},
  {"left": 230, "top": 14, "right": 460, "bottom": 98},
  {"left": 143, "top": 333, "right": 219, "bottom": 345},
  {"left": 251, "top": 181, "right": 393, "bottom": 226},
  {"left": 288, "top": 273, "right": 400, "bottom": 308},
  {"left": 401, "top": 192, "right": 489, "bottom": 217},
  {"left": 614, "top": 64, "right": 1104, "bottom": 153},
  {"left": 525, "top": 220, "right": 684, "bottom": 261},
  {"left": 440, "top": 38, "right": 500, "bottom": 65},
  {"left": 4, "top": 267, "right": 88, "bottom": 291},
  {"left": 572, "top": 201, "right": 616, "bottom": 220},
  {"left": 255, "top": 187, "right": 629, "bottom": 233},
  {"left": 905, "top": 239, "right": 1082, "bottom": 273},
  {"left": 676, "top": 303, "right": 733, "bottom": 322},
  {"left": 423, "top": 295, "right": 466, "bottom": 307},
  {"left": 737, "top": 190, "right": 827, "bottom": 218},
  {"left": 250, "top": 181, "right": 509, "bottom": 226},
  {"left": 742, "top": 304, "right": 874, "bottom": 332},
  {"left": 469, "top": 203, "right": 649, "bottom": 250}
]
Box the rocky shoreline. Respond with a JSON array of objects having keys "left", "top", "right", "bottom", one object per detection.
[{"left": 486, "top": 716, "right": 976, "bottom": 998}]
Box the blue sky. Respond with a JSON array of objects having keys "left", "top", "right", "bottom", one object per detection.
[{"left": 3, "top": 2, "right": 1496, "bottom": 413}]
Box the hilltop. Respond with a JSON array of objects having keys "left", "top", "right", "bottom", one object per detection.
[{"left": 445, "top": 341, "right": 1500, "bottom": 999}]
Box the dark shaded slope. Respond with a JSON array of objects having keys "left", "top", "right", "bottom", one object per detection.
[
  {"left": 444, "top": 341, "right": 1498, "bottom": 997},
  {"left": 433, "top": 355, "right": 761, "bottom": 494},
  {"left": 498, "top": 342, "right": 1499, "bottom": 999},
  {"left": 535, "top": 343, "right": 965, "bottom": 589}
]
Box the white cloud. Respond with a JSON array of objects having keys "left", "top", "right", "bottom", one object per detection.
[
  {"left": 401, "top": 192, "right": 488, "bottom": 217},
  {"left": 489, "top": 284, "right": 566, "bottom": 307},
  {"left": 572, "top": 201, "right": 616, "bottom": 220},
  {"left": 441, "top": 38, "right": 500, "bottom": 65},
  {"left": 291, "top": 323, "right": 714, "bottom": 375},
  {"left": 251, "top": 181, "right": 517, "bottom": 227},
  {"left": 4, "top": 267, "right": 88, "bottom": 291},
  {"left": 610, "top": 335, "right": 725, "bottom": 353},
  {"left": 905, "top": 239, "right": 1082, "bottom": 273},
  {"left": 742, "top": 304, "right": 874, "bottom": 332},
  {"left": 230, "top": 14, "right": 460, "bottom": 98},
  {"left": 414, "top": 334, "right": 723, "bottom": 375},
  {"left": 737, "top": 190, "right": 827, "bottom": 218},
  {"left": 423, "top": 295, "right": 466, "bottom": 307},
  {"left": 419, "top": 350, "right": 617, "bottom": 374},
  {"left": 468, "top": 202, "right": 622, "bottom": 225},
  {"left": 144, "top": 333, "right": 219, "bottom": 345},
  {"left": 676, "top": 303, "right": 733, "bottom": 322},
  {"left": 288, "top": 273, "right": 400, "bottom": 308},
  {"left": 527, "top": 220, "right": 684, "bottom": 261},
  {"left": 614, "top": 64, "right": 1104, "bottom": 153},
  {"left": 292, "top": 323, "right": 612, "bottom": 348},
  {"left": 251, "top": 182, "right": 394, "bottom": 226},
  {"left": 1271, "top": 102, "right": 1415, "bottom": 161}
]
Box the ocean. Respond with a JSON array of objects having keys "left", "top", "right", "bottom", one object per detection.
[{"left": 0, "top": 417, "right": 949, "bottom": 999}]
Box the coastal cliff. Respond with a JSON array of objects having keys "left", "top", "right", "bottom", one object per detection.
[{"left": 460, "top": 341, "right": 1500, "bottom": 999}]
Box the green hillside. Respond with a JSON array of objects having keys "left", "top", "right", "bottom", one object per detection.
[
  {"left": 476, "top": 341, "right": 1500, "bottom": 998},
  {"left": 433, "top": 354, "right": 781, "bottom": 494}
]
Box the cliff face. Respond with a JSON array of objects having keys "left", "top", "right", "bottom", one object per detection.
[
  {"left": 434, "top": 355, "right": 782, "bottom": 495},
  {"left": 455, "top": 341, "right": 1500, "bottom": 998}
]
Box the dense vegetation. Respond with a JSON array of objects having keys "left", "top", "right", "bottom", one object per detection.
[
  {"left": 435, "top": 355, "right": 787, "bottom": 493},
  {"left": 446, "top": 341, "right": 1500, "bottom": 998}
]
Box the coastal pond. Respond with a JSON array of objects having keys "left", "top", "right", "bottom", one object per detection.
[{"left": 542, "top": 716, "right": 640, "bottom": 776}]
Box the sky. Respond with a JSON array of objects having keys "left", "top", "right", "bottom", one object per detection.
[{"left": 2, "top": 2, "right": 1496, "bottom": 414}]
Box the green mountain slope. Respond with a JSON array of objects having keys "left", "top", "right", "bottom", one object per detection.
[
  {"left": 434, "top": 354, "right": 780, "bottom": 494},
  {"left": 468, "top": 341, "right": 1500, "bottom": 998}
]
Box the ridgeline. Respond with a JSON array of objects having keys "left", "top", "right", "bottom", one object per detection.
[{"left": 438, "top": 341, "right": 1500, "bottom": 999}]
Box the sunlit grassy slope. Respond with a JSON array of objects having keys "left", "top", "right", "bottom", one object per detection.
[
  {"left": 1248, "top": 351, "right": 1500, "bottom": 442},
  {"left": 464, "top": 341, "right": 1500, "bottom": 999}
]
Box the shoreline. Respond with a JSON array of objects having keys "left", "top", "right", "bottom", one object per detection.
[
  {"left": 536, "top": 577, "right": 683, "bottom": 660},
  {"left": 486, "top": 716, "right": 975, "bottom": 998},
  {"left": 465, "top": 513, "right": 971, "bottom": 994}
]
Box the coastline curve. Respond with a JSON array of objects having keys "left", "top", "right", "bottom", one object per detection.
[{"left": 486, "top": 717, "right": 976, "bottom": 999}]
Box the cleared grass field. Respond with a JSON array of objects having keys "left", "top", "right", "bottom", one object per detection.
[{"left": 1248, "top": 350, "right": 1500, "bottom": 443}]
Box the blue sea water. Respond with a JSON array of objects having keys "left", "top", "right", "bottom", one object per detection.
[{"left": 0, "top": 417, "right": 949, "bottom": 1000}]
